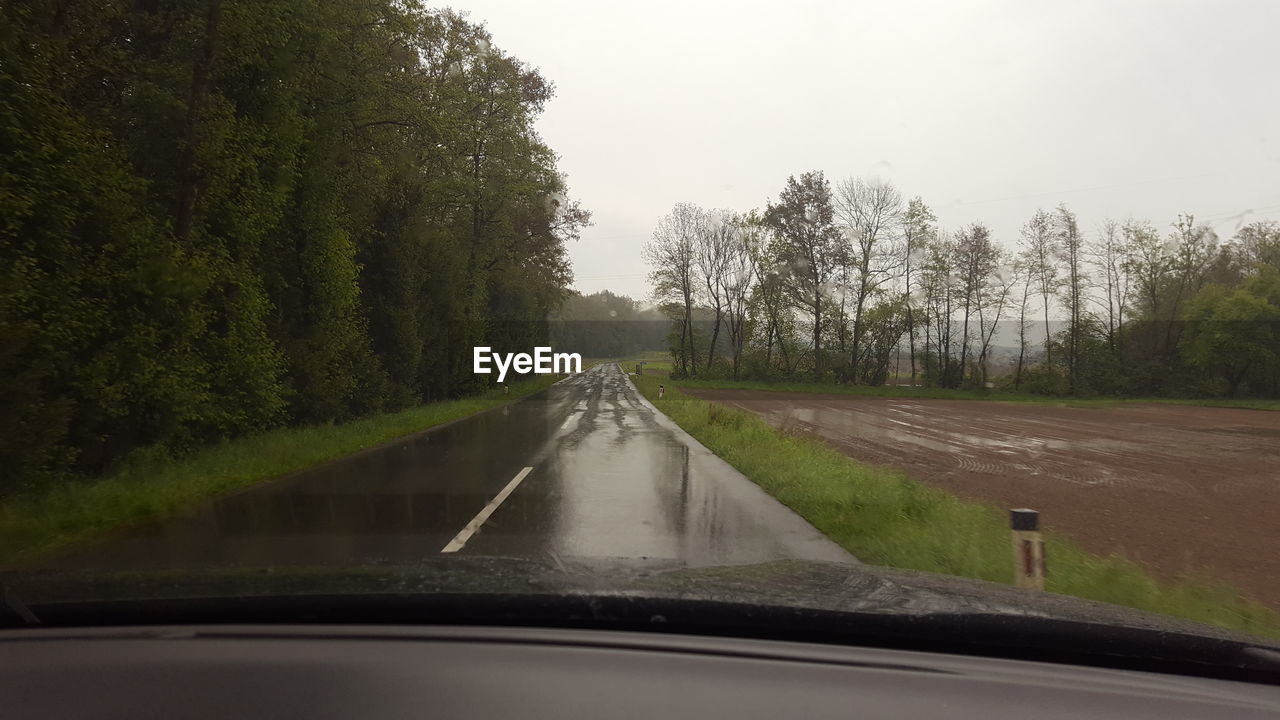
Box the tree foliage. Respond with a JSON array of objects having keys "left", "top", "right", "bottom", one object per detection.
[
  {"left": 548, "top": 291, "right": 666, "bottom": 359},
  {"left": 0, "top": 1, "right": 586, "bottom": 496},
  {"left": 643, "top": 172, "right": 1280, "bottom": 401}
]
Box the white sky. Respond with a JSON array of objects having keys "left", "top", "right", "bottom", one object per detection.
[{"left": 451, "top": 0, "right": 1280, "bottom": 302}]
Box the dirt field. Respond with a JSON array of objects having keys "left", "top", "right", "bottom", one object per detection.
[{"left": 686, "top": 389, "right": 1280, "bottom": 607}]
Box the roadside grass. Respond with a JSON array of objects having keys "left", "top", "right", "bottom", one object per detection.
[
  {"left": 671, "top": 377, "right": 1280, "bottom": 411},
  {"left": 633, "top": 374, "right": 1280, "bottom": 641},
  {"left": 0, "top": 375, "right": 560, "bottom": 566},
  {"left": 615, "top": 353, "right": 673, "bottom": 376}
]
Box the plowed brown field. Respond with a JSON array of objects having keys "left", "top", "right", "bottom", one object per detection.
[{"left": 687, "top": 389, "right": 1280, "bottom": 607}]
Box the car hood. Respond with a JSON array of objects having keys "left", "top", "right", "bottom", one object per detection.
[{"left": 1, "top": 555, "right": 1270, "bottom": 645}]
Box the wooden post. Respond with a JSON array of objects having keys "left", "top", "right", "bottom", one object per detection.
[{"left": 1010, "top": 508, "right": 1045, "bottom": 590}]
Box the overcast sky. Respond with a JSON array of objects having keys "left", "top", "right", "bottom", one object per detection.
[{"left": 452, "top": 0, "right": 1280, "bottom": 302}]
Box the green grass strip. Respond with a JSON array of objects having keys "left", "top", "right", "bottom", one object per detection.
[
  {"left": 632, "top": 374, "right": 1280, "bottom": 640},
  {"left": 0, "top": 375, "right": 560, "bottom": 566}
]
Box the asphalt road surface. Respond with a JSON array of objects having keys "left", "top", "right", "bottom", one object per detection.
[{"left": 48, "top": 364, "right": 850, "bottom": 571}]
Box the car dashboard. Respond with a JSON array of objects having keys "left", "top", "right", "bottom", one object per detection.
[{"left": 4, "top": 624, "right": 1279, "bottom": 719}]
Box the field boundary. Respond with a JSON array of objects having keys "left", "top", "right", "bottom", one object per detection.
[
  {"left": 631, "top": 373, "right": 1280, "bottom": 640},
  {"left": 664, "top": 377, "right": 1280, "bottom": 411}
]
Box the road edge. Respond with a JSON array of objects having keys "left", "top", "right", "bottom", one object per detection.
[{"left": 618, "top": 364, "right": 858, "bottom": 565}]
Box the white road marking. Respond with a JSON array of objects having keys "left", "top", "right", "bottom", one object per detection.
[{"left": 440, "top": 466, "right": 534, "bottom": 553}]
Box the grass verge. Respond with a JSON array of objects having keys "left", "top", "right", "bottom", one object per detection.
[
  {"left": 615, "top": 352, "right": 673, "bottom": 375},
  {"left": 0, "top": 375, "right": 559, "bottom": 566},
  {"left": 633, "top": 374, "right": 1280, "bottom": 640},
  {"left": 671, "top": 377, "right": 1280, "bottom": 411}
]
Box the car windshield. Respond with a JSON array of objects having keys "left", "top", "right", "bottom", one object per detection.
[{"left": 2, "top": 0, "right": 1279, "bottom": 649}]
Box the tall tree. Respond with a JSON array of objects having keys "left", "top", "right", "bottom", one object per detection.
[
  {"left": 1236, "top": 221, "right": 1280, "bottom": 270},
  {"left": 1055, "top": 204, "right": 1085, "bottom": 394},
  {"left": 748, "top": 232, "right": 795, "bottom": 374},
  {"left": 919, "top": 232, "right": 958, "bottom": 387},
  {"left": 764, "top": 172, "right": 843, "bottom": 382},
  {"left": 645, "top": 203, "right": 704, "bottom": 376},
  {"left": 976, "top": 258, "right": 1016, "bottom": 388},
  {"left": 1089, "top": 219, "right": 1130, "bottom": 354},
  {"left": 1019, "top": 209, "right": 1058, "bottom": 367},
  {"left": 697, "top": 211, "right": 736, "bottom": 370},
  {"left": 1164, "top": 213, "right": 1219, "bottom": 352},
  {"left": 1011, "top": 259, "right": 1035, "bottom": 389},
  {"left": 953, "top": 223, "right": 999, "bottom": 386},
  {"left": 723, "top": 214, "right": 760, "bottom": 379},
  {"left": 900, "top": 197, "right": 936, "bottom": 386},
  {"left": 835, "top": 177, "right": 903, "bottom": 383}
]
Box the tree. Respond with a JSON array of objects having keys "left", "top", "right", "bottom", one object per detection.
[
  {"left": 953, "top": 223, "right": 999, "bottom": 386},
  {"left": 1055, "top": 204, "right": 1086, "bottom": 394},
  {"left": 1020, "top": 209, "right": 1058, "bottom": 366},
  {"left": 1011, "top": 259, "right": 1035, "bottom": 389},
  {"left": 697, "top": 211, "right": 736, "bottom": 370},
  {"left": 0, "top": 1, "right": 584, "bottom": 495},
  {"left": 723, "top": 214, "right": 760, "bottom": 379},
  {"left": 548, "top": 291, "right": 666, "bottom": 358},
  {"left": 1181, "top": 271, "right": 1280, "bottom": 397},
  {"left": 900, "top": 197, "right": 936, "bottom": 386},
  {"left": 976, "top": 258, "right": 1016, "bottom": 388},
  {"left": 856, "top": 299, "right": 911, "bottom": 386},
  {"left": 764, "top": 172, "right": 843, "bottom": 382},
  {"left": 1165, "top": 214, "right": 1220, "bottom": 351},
  {"left": 1122, "top": 220, "right": 1168, "bottom": 335},
  {"left": 919, "top": 232, "right": 959, "bottom": 387},
  {"left": 1236, "top": 221, "right": 1280, "bottom": 271},
  {"left": 1089, "top": 219, "right": 1130, "bottom": 354},
  {"left": 645, "top": 203, "right": 704, "bottom": 376},
  {"left": 835, "top": 177, "right": 904, "bottom": 383},
  {"left": 747, "top": 232, "right": 796, "bottom": 375},
  {"left": 1018, "top": 207, "right": 1059, "bottom": 363}
]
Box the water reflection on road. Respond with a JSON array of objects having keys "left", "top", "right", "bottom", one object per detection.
[{"left": 48, "top": 364, "right": 848, "bottom": 571}]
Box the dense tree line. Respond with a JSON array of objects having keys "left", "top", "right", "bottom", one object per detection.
[
  {"left": 0, "top": 1, "right": 587, "bottom": 496},
  {"left": 548, "top": 291, "right": 666, "bottom": 359},
  {"left": 645, "top": 171, "right": 1280, "bottom": 398}
]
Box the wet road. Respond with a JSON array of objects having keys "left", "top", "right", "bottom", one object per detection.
[{"left": 50, "top": 364, "right": 850, "bottom": 571}]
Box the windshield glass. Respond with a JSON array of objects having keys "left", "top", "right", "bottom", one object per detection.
[{"left": 2, "top": 0, "right": 1278, "bottom": 647}]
